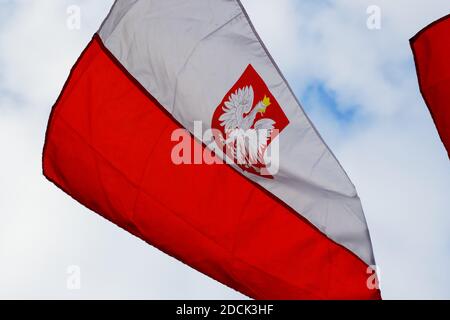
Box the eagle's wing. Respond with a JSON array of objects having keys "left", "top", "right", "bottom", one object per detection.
[
  {"left": 248, "top": 118, "right": 276, "bottom": 164},
  {"left": 219, "top": 86, "right": 254, "bottom": 133}
]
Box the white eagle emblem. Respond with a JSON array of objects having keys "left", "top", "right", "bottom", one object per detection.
[{"left": 218, "top": 85, "right": 275, "bottom": 170}]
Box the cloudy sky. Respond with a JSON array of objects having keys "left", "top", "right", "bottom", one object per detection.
[{"left": 0, "top": 0, "right": 449, "bottom": 299}]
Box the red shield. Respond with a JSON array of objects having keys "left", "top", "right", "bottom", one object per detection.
[{"left": 211, "top": 64, "right": 289, "bottom": 178}]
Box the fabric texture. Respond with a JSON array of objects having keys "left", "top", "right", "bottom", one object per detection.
[{"left": 43, "top": 36, "right": 381, "bottom": 299}]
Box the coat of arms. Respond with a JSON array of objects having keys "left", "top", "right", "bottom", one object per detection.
[{"left": 211, "top": 65, "right": 290, "bottom": 178}]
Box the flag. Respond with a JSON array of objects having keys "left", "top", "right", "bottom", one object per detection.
[
  {"left": 411, "top": 13, "right": 450, "bottom": 158},
  {"left": 43, "top": 0, "right": 380, "bottom": 299}
]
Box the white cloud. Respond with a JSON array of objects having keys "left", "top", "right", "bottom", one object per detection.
[
  {"left": 1, "top": 0, "right": 450, "bottom": 299},
  {"left": 245, "top": 0, "right": 450, "bottom": 117}
]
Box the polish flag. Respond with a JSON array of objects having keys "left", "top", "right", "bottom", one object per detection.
[
  {"left": 411, "top": 14, "right": 450, "bottom": 158},
  {"left": 43, "top": 0, "right": 380, "bottom": 299}
]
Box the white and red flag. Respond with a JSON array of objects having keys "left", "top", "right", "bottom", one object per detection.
[{"left": 43, "top": 0, "right": 380, "bottom": 299}]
